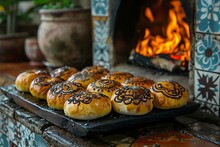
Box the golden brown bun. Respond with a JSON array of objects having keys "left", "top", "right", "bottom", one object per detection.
[
  {"left": 47, "top": 81, "right": 85, "bottom": 110},
  {"left": 87, "top": 79, "right": 121, "bottom": 99},
  {"left": 150, "top": 81, "right": 189, "bottom": 109},
  {"left": 122, "top": 76, "right": 155, "bottom": 89},
  {"left": 15, "top": 69, "right": 49, "bottom": 92},
  {"left": 81, "top": 65, "right": 109, "bottom": 80},
  {"left": 64, "top": 91, "right": 111, "bottom": 120},
  {"left": 102, "top": 71, "right": 134, "bottom": 83},
  {"left": 111, "top": 86, "right": 154, "bottom": 115},
  {"left": 67, "top": 71, "right": 97, "bottom": 89},
  {"left": 30, "top": 75, "right": 64, "bottom": 100},
  {"left": 50, "top": 66, "right": 78, "bottom": 80}
]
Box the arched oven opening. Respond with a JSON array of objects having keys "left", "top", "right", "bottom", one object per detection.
[
  {"left": 114, "top": 0, "right": 190, "bottom": 73},
  {"left": 92, "top": 0, "right": 195, "bottom": 98}
]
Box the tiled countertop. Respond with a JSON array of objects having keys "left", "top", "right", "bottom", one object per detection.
[{"left": 0, "top": 63, "right": 220, "bottom": 146}]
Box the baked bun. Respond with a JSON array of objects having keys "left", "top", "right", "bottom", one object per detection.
[
  {"left": 102, "top": 71, "right": 134, "bottom": 83},
  {"left": 47, "top": 81, "right": 85, "bottom": 110},
  {"left": 150, "top": 81, "right": 189, "bottom": 109},
  {"left": 15, "top": 69, "right": 49, "bottom": 92},
  {"left": 67, "top": 71, "right": 97, "bottom": 89},
  {"left": 50, "top": 66, "right": 78, "bottom": 80},
  {"left": 111, "top": 86, "right": 154, "bottom": 115},
  {"left": 122, "top": 76, "right": 155, "bottom": 89},
  {"left": 81, "top": 65, "right": 109, "bottom": 79},
  {"left": 64, "top": 91, "right": 111, "bottom": 120},
  {"left": 30, "top": 75, "right": 64, "bottom": 100},
  {"left": 87, "top": 79, "right": 121, "bottom": 98}
]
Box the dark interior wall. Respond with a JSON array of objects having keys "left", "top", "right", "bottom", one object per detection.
[{"left": 113, "top": 0, "right": 142, "bottom": 60}]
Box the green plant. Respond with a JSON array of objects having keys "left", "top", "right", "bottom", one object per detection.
[
  {"left": 0, "top": 0, "right": 37, "bottom": 34},
  {"left": 33, "top": 0, "right": 81, "bottom": 9},
  {"left": 0, "top": 0, "right": 18, "bottom": 34}
]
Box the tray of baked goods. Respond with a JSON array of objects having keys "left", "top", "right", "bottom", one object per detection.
[{"left": 0, "top": 65, "right": 200, "bottom": 137}]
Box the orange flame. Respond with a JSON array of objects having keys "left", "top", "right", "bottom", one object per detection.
[{"left": 135, "top": 1, "right": 190, "bottom": 62}]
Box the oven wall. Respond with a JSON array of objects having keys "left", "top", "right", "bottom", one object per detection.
[
  {"left": 91, "top": 0, "right": 121, "bottom": 68},
  {"left": 194, "top": 0, "right": 220, "bottom": 116},
  {"left": 91, "top": 0, "right": 220, "bottom": 116}
]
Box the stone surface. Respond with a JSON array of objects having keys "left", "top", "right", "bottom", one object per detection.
[
  {"left": 43, "top": 126, "right": 108, "bottom": 147},
  {"left": 0, "top": 94, "right": 20, "bottom": 118},
  {"left": 0, "top": 111, "right": 48, "bottom": 147},
  {"left": 187, "top": 122, "right": 220, "bottom": 145},
  {"left": 15, "top": 108, "right": 51, "bottom": 134}
]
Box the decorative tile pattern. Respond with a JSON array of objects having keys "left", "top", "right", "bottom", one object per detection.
[
  {"left": 92, "top": 17, "right": 110, "bottom": 68},
  {"left": 195, "top": 34, "right": 220, "bottom": 72},
  {"left": 0, "top": 133, "right": 10, "bottom": 147},
  {"left": 194, "top": 69, "right": 220, "bottom": 116},
  {"left": 0, "top": 113, "right": 48, "bottom": 147},
  {"left": 91, "top": 0, "right": 109, "bottom": 16},
  {"left": 195, "top": 0, "right": 220, "bottom": 117},
  {"left": 196, "top": 0, "right": 220, "bottom": 34}
]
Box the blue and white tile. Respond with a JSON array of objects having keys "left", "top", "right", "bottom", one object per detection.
[
  {"left": 195, "top": 34, "right": 220, "bottom": 72},
  {"left": 93, "top": 17, "right": 110, "bottom": 44},
  {"left": 195, "top": 99, "right": 220, "bottom": 116},
  {"left": 92, "top": 0, "right": 109, "bottom": 16},
  {"left": 196, "top": 0, "right": 220, "bottom": 34},
  {"left": 0, "top": 133, "right": 10, "bottom": 147},
  {"left": 0, "top": 114, "right": 48, "bottom": 147},
  {"left": 93, "top": 42, "right": 110, "bottom": 68},
  {"left": 92, "top": 17, "right": 110, "bottom": 68},
  {"left": 194, "top": 69, "right": 220, "bottom": 116}
]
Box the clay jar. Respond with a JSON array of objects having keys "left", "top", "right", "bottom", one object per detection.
[
  {"left": 25, "top": 37, "right": 45, "bottom": 66},
  {"left": 38, "top": 8, "right": 92, "bottom": 68}
]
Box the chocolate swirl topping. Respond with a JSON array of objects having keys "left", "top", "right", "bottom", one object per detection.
[
  {"left": 82, "top": 65, "right": 109, "bottom": 75},
  {"left": 67, "top": 91, "right": 105, "bottom": 106},
  {"left": 51, "top": 66, "right": 76, "bottom": 78},
  {"left": 68, "top": 72, "right": 92, "bottom": 82},
  {"left": 124, "top": 77, "right": 155, "bottom": 86},
  {"left": 113, "top": 86, "right": 153, "bottom": 105},
  {"left": 105, "top": 72, "right": 133, "bottom": 81},
  {"left": 34, "top": 76, "right": 63, "bottom": 86},
  {"left": 34, "top": 76, "right": 51, "bottom": 86},
  {"left": 91, "top": 79, "right": 121, "bottom": 92},
  {"left": 27, "top": 69, "right": 49, "bottom": 75},
  {"left": 50, "top": 81, "right": 83, "bottom": 96},
  {"left": 35, "top": 70, "right": 49, "bottom": 75},
  {"left": 151, "top": 81, "right": 185, "bottom": 99}
]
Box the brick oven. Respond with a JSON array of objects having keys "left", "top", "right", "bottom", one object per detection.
[{"left": 91, "top": 0, "right": 220, "bottom": 116}]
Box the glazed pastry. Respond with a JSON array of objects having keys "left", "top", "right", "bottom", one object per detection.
[
  {"left": 67, "top": 71, "right": 97, "bottom": 89},
  {"left": 150, "top": 81, "right": 189, "bottom": 109},
  {"left": 122, "top": 76, "right": 155, "bottom": 89},
  {"left": 47, "top": 81, "right": 85, "bottom": 110},
  {"left": 111, "top": 86, "right": 154, "bottom": 115},
  {"left": 64, "top": 91, "right": 112, "bottom": 120},
  {"left": 102, "top": 71, "right": 134, "bottom": 83},
  {"left": 87, "top": 79, "right": 121, "bottom": 99},
  {"left": 81, "top": 65, "right": 109, "bottom": 79},
  {"left": 50, "top": 66, "right": 78, "bottom": 80},
  {"left": 15, "top": 69, "right": 49, "bottom": 92},
  {"left": 29, "top": 75, "right": 64, "bottom": 100}
]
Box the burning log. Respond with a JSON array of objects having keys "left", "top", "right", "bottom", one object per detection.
[
  {"left": 129, "top": 50, "right": 187, "bottom": 72},
  {"left": 131, "top": 0, "right": 190, "bottom": 73}
]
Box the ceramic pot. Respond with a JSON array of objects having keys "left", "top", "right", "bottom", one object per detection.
[
  {"left": 0, "top": 33, "right": 28, "bottom": 62},
  {"left": 38, "top": 8, "right": 92, "bottom": 68},
  {"left": 25, "top": 37, "right": 45, "bottom": 66}
]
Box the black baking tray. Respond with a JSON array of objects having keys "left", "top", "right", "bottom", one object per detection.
[{"left": 0, "top": 85, "right": 200, "bottom": 137}]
